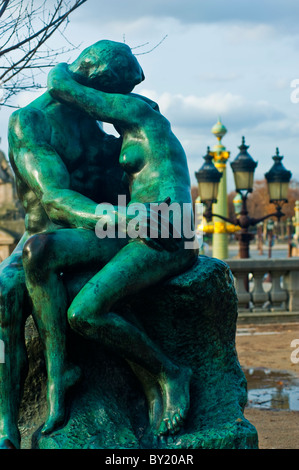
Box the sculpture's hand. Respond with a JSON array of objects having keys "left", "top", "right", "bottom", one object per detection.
[
  {"left": 126, "top": 198, "right": 182, "bottom": 252},
  {"left": 48, "top": 63, "right": 72, "bottom": 96}
]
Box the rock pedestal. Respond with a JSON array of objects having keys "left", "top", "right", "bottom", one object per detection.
[{"left": 20, "top": 255, "right": 258, "bottom": 449}]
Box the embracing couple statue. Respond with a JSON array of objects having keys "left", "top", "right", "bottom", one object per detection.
[{"left": 0, "top": 40, "right": 199, "bottom": 449}]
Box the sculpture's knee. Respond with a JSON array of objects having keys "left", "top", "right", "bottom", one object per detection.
[
  {"left": 67, "top": 307, "right": 87, "bottom": 336},
  {"left": 23, "top": 234, "right": 54, "bottom": 282},
  {"left": 67, "top": 305, "right": 107, "bottom": 338}
]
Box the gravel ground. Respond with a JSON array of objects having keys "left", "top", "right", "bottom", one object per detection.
[{"left": 236, "top": 321, "right": 299, "bottom": 449}]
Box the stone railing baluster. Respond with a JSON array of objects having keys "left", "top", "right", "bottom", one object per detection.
[
  {"left": 283, "top": 270, "right": 299, "bottom": 312},
  {"left": 233, "top": 271, "right": 251, "bottom": 311},
  {"left": 251, "top": 271, "right": 269, "bottom": 311},
  {"left": 226, "top": 258, "right": 299, "bottom": 320},
  {"left": 269, "top": 270, "right": 288, "bottom": 311}
]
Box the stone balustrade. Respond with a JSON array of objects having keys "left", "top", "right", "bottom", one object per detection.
[{"left": 226, "top": 258, "right": 299, "bottom": 319}]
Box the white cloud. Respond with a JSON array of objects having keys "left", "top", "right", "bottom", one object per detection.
[
  {"left": 76, "top": 0, "right": 299, "bottom": 29},
  {"left": 136, "top": 87, "right": 298, "bottom": 187},
  {"left": 226, "top": 23, "right": 275, "bottom": 44},
  {"left": 140, "top": 88, "right": 285, "bottom": 131}
]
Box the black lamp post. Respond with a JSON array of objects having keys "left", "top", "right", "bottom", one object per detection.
[{"left": 196, "top": 137, "right": 292, "bottom": 259}]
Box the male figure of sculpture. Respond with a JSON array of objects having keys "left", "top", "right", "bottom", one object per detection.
[{"left": 0, "top": 40, "right": 144, "bottom": 449}]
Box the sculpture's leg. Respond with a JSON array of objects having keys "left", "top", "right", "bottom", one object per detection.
[
  {"left": 24, "top": 268, "right": 81, "bottom": 436},
  {"left": 22, "top": 229, "right": 127, "bottom": 435},
  {"left": 0, "top": 247, "right": 30, "bottom": 449},
  {"left": 68, "top": 240, "right": 195, "bottom": 436}
]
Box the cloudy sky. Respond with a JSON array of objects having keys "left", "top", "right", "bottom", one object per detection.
[{"left": 1, "top": 0, "right": 299, "bottom": 190}]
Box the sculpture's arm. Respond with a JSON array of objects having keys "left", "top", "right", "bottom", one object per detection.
[
  {"left": 46, "top": 65, "right": 181, "bottom": 251},
  {"left": 8, "top": 108, "right": 119, "bottom": 230},
  {"left": 47, "top": 63, "right": 148, "bottom": 127}
]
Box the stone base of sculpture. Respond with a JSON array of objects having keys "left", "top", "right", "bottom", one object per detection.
[{"left": 19, "top": 255, "right": 258, "bottom": 449}]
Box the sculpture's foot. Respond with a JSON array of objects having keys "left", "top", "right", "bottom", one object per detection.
[
  {"left": 42, "top": 364, "right": 81, "bottom": 435},
  {"left": 157, "top": 366, "right": 192, "bottom": 436}
]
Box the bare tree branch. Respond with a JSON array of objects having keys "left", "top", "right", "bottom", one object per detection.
[
  {"left": 0, "top": 0, "right": 86, "bottom": 56},
  {"left": 0, "top": 0, "right": 10, "bottom": 19},
  {"left": 0, "top": 0, "right": 88, "bottom": 106},
  {"left": 134, "top": 35, "right": 168, "bottom": 56}
]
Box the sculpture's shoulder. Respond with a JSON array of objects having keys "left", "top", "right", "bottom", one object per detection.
[
  {"left": 129, "top": 93, "right": 160, "bottom": 112},
  {"left": 9, "top": 105, "right": 45, "bottom": 130},
  {"left": 8, "top": 104, "right": 51, "bottom": 146}
]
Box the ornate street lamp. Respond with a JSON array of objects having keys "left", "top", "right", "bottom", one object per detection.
[
  {"left": 196, "top": 137, "right": 292, "bottom": 258},
  {"left": 265, "top": 148, "right": 292, "bottom": 214},
  {"left": 195, "top": 147, "right": 223, "bottom": 206},
  {"left": 230, "top": 137, "right": 257, "bottom": 193}
]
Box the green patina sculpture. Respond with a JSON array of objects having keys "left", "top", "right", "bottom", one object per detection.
[
  {"left": 0, "top": 40, "right": 199, "bottom": 448},
  {"left": 0, "top": 39, "right": 258, "bottom": 450},
  {"left": 23, "top": 54, "right": 198, "bottom": 438}
]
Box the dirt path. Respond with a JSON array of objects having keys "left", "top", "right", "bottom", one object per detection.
[{"left": 236, "top": 322, "right": 299, "bottom": 449}]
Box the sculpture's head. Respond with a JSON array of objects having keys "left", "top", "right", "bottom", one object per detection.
[{"left": 69, "top": 40, "right": 144, "bottom": 94}]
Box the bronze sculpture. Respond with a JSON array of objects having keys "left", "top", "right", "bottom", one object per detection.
[
  {"left": 23, "top": 56, "right": 198, "bottom": 437},
  {"left": 0, "top": 40, "right": 258, "bottom": 450}
]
